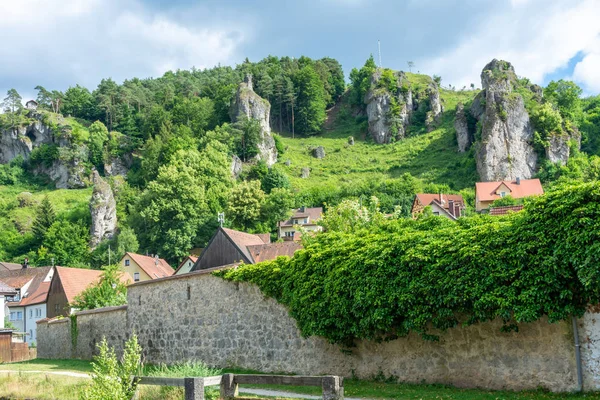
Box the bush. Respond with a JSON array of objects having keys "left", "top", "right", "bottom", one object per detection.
[
  {"left": 28, "top": 144, "right": 60, "bottom": 168},
  {"left": 218, "top": 182, "right": 600, "bottom": 346},
  {"left": 80, "top": 335, "right": 142, "bottom": 400}
]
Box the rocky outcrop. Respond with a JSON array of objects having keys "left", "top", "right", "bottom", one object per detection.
[
  {"left": 35, "top": 159, "right": 89, "bottom": 189},
  {"left": 425, "top": 83, "right": 443, "bottom": 132},
  {"left": 546, "top": 130, "right": 580, "bottom": 165},
  {"left": 230, "top": 75, "right": 277, "bottom": 166},
  {"left": 231, "top": 155, "right": 242, "bottom": 179},
  {"left": 473, "top": 59, "right": 537, "bottom": 181},
  {"left": 365, "top": 70, "right": 413, "bottom": 144},
  {"left": 89, "top": 171, "right": 117, "bottom": 249},
  {"left": 312, "top": 146, "right": 325, "bottom": 159},
  {"left": 301, "top": 167, "right": 310, "bottom": 178},
  {"left": 105, "top": 154, "right": 132, "bottom": 177},
  {"left": 455, "top": 103, "right": 472, "bottom": 152}
]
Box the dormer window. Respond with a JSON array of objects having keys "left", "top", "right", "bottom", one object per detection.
[{"left": 500, "top": 192, "right": 506, "bottom": 198}]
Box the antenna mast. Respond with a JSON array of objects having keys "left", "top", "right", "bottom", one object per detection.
[
  {"left": 378, "top": 40, "right": 382, "bottom": 68},
  {"left": 218, "top": 212, "right": 225, "bottom": 227}
]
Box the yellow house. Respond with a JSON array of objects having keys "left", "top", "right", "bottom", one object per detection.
[{"left": 120, "top": 252, "right": 173, "bottom": 282}]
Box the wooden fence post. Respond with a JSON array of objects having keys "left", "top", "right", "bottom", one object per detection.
[
  {"left": 220, "top": 373, "right": 238, "bottom": 400},
  {"left": 185, "top": 377, "right": 204, "bottom": 400},
  {"left": 322, "top": 376, "right": 343, "bottom": 400}
]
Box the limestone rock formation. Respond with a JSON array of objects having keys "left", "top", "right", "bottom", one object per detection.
[
  {"left": 35, "top": 160, "right": 89, "bottom": 189},
  {"left": 312, "top": 146, "right": 325, "bottom": 159},
  {"left": 301, "top": 167, "right": 310, "bottom": 178},
  {"left": 231, "top": 154, "right": 242, "bottom": 179},
  {"left": 89, "top": 171, "right": 117, "bottom": 248},
  {"left": 546, "top": 131, "right": 580, "bottom": 165},
  {"left": 365, "top": 70, "right": 413, "bottom": 144},
  {"left": 473, "top": 59, "right": 537, "bottom": 181},
  {"left": 348, "top": 136, "right": 355, "bottom": 146},
  {"left": 230, "top": 75, "right": 277, "bottom": 166},
  {"left": 105, "top": 154, "right": 132, "bottom": 177},
  {"left": 425, "top": 83, "right": 443, "bottom": 132},
  {"left": 454, "top": 103, "right": 472, "bottom": 152}
]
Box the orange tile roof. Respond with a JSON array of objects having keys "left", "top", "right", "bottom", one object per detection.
[
  {"left": 20, "top": 281, "right": 50, "bottom": 306},
  {"left": 476, "top": 179, "right": 543, "bottom": 202},
  {"left": 174, "top": 256, "right": 198, "bottom": 274},
  {"left": 415, "top": 194, "right": 465, "bottom": 209},
  {"left": 221, "top": 228, "right": 269, "bottom": 262},
  {"left": 247, "top": 242, "right": 303, "bottom": 263},
  {"left": 0, "top": 267, "right": 53, "bottom": 307},
  {"left": 489, "top": 205, "right": 525, "bottom": 215},
  {"left": 126, "top": 253, "right": 173, "bottom": 279},
  {"left": 55, "top": 267, "right": 132, "bottom": 304},
  {"left": 280, "top": 207, "right": 323, "bottom": 227}
]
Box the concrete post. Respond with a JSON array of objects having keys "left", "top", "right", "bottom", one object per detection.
[
  {"left": 322, "top": 376, "right": 343, "bottom": 400},
  {"left": 185, "top": 377, "right": 204, "bottom": 400},
  {"left": 220, "top": 373, "right": 238, "bottom": 400}
]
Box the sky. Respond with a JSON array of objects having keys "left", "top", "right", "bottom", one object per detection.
[{"left": 1, "top": 0, "right": 599, "bottom": 102}]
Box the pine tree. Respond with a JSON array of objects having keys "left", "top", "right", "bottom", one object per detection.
[{"left": 32, "top": 195, "right": 56, "bottom": 244}]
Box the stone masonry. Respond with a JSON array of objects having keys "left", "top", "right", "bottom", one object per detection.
[{"left": 37, "top": 270, "right": 600, "bottom": 391}]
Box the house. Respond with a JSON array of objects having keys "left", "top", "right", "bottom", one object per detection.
[
  {"left": 278, "top": 206, "right": 323, "bottom": 241},
  {"left": 190, "top": 227, "right": 302, "bottom": 271},
  {"left": 411, "top": 194, "right": 465, "bottom": 220},
  {"left": 0, "top": 280, "right": 17, "bottom": 329},
  {"left": 174, "top": 256, "right": 198, "bottom": 276},
  {"left": 475, "top": 178, "right": 543, "bottom": 211},
  {"left": 120, "top": 252, "right": 173, "bottom": 282},
  {"left": 0, "top": 262, "right": 23, "bottom": 272},
  {"left": 0, "top": 266, "right": 53, "bottom": 344},
  {"left": 46, "top": 267, "right": 132, "bottom": 318},
  {"left": 25, "top": 100, "right": 38, "bottom": 110}
]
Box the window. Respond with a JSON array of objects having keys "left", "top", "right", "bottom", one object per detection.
[
  {"left": 9, "top": 312, "right": 15, "bottom": 321},
  {"left": 35, "top": 308, "right": 41, "bottom": 318},
  {"left": 433, "top": 212, "right": 440, "bottom": 216},
  {"left": 500, "top": 192, "right": 506, "bottom": 198},
  {"left": 134, "top": 272, "right": 140, "bottom": 282},
  {"left": 11, "top": 311, "right": 23, "bottom": 321},
  {"left": 125, "top": 259, "right": 130, "bottom": 267},
  {"left": 29, "top": 310, "right": 33, "bottom": 318},
  {"left": 293, "top": 219, "right": 299, "bottom": 225},
  {"left": 304, "top": 218, "right": 308, "bottom": 224},
  {"left": 284, "top": 231, "right": 295, "bottom": 237}
]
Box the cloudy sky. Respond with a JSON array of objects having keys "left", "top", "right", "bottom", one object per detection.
[{"left": 1, "top": 0, "right": 599, "bottom": 101}]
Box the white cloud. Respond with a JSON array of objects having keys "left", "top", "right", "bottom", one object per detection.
[
  {"left": 0, "top": 0, "right": 249, "bottom": 95},
  {"left": 420, "top": 0, "right": 600, "bottom": 90},
  {"left": 572, "top": 38, "right": 600, "bottom": 94}
]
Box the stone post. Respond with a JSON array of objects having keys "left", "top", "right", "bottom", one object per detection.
[
  {"left": 220, "top": 373, "right": 238, "bottom": 400},
  {"left": 185, "top": 377, "right": 204, "bottom": 400},
  {"left": 322, "top": 376, "right": 343, "bottom": 400}
]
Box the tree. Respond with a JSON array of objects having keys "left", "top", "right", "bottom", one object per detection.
[
  {"left": 295, "top": 66, "right": 326, "bottom": 135},
  {"left": 71, "top": 264, "right": 129, "bottom": 310},
  {"left": 2, "top": 89, "right": 22, "bottom": 114},
  {"left": 32, "top": 196, "right": 56, "bottom": 244},
  {"left": 543, "top": 80, "right": 582, "bottom": 121},
  {"left": 34, "top": 86, "right": 53, "bottom": 110},
  {"left": 261, "top": 168, "right": 290, "bottom": 194},
  {"left": 233, "top": 118, "right": 262, "bottom": 162},
  {"left": 319, "top": 197, "right": 385, "bottom": 233},
  {"left": 260, "top": 187, "right": 294, "bottom": 230},
  {"left": 349, "top": 56, "right": 377, "bottom": 106},
  {"left": 40, "top": 220, "right": 90, "bottom": 267},
  {"left": 63, "top": 85, "right": 95, "bottom": 119},
  {"left": 88, "top": 121, "right": 109, "bottom": 171},
  {"left": 226, "top": 180, "right": 266, "bottom": 231}
]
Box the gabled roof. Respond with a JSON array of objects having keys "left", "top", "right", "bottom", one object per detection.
[
  {"left": 54, "top": 267, "right": 132, "bottom": 304},
  {"left": 220, "top": 227, "right": 269, "bottom": 263},
  {"left": 20, "top": 281, "right": 50, "bottom": 306},
  {"left": 0, "top": 280, "right": 16, "bottom": 296},
  {"left": 0, "top": 266, "right": 53, "bottom": 307},
  {"left": 414, "top": 194, "right": 465, "bottom": 209},
  {"left": 476, "top": 179, "right": 543, "bottom": 202},
  {"left": 280, "top": 207, "right": 323, "bottom": 227},
  {"left": 247, "top": 242, "right": 303, "bottom": 263},
  {"left": 174, "top": 256, "right": 198, "bottom": 274},
  {"left": 0, "top": 262, "right": 23, "bottom": 272},
  {"left": 125, "top": 253, "right": 173, "bottom": 279}
]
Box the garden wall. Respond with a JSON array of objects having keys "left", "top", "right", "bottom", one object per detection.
[{"left": 38, "top": 270, "right": 600, "bottom": 392}]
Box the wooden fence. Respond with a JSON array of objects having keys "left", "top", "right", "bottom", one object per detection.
[{"left": 133, "top": 373, "right": 344, "bottom": 400}]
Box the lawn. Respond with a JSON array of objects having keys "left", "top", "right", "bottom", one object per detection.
[{"left": 2, "top": 359, "right": 600, "bottom": 400}]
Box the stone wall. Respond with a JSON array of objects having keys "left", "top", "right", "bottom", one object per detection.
[
  {"left": 38, "top": 305, "right": 127, "bottom": 360},
  {"left": 37, "top": 270, "right": 600, "bottom": 392}
]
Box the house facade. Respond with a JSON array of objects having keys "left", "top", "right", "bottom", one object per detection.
[
  {"left": 0, "top": 266, "right": 53, "bottom": 344},
  {"left": 411, "top": 194, "right": 465, "bottom": 220},
  {"left": 120, "top": 253, "right": 173, "bottom": 282},
  {"left": 278, "top": 207, "right": 323, "bottom": 241},
  {"left": 174, "top": 256, "right": 198, "bottom": 276},
  {"left": 475, "top": 178, "right": 544, "bottom": 211},
  {"left": 0, "top": 280, "right": 16, "bottom": 329},
  {"left": 191, "top": 227, "right": 302, "bottom": 272}
]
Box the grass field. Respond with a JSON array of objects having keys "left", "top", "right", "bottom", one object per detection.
[{"left": 2, "top": 360, "right": 600, "bottom": 400}]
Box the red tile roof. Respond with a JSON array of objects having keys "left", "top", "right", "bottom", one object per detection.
[
  {"left": 0, "top": 262, "right": 23, "bottom": 272},
  {"left": 20, "top": 281, "right": 50, "bottom": 306},
  {"left": 247, "top": 242, "right": 303, "bottom": 263},
  {"left": 55, "top": 267, "right": 132, "bottom": 304},
  {"left": 280, "top": 207, "right": 323, "bottom": 227},
  {"left": 476, "top": 179, "right": 543, "bottom": 202},
  {"left": 221, "top": 228, "right": 269, "bottom": 262},
  {"left": 415, "top": 194, "right": 465, "bottom": 208},
  {"left": 489, "top": 205, "right": 525, "bottom": 215},
  {"left": 0, "top": 267, "right": 53, "bottom": 307},
  {"left": 126, "top": 253, "right": 174, "bottom": 279},
  {"left": 0, "top": 279, "right": 16, "bottom": 295}
]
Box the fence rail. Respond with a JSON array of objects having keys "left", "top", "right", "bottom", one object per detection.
[{"left": 133, "top": 373, "right": 344, "bottom": 400}]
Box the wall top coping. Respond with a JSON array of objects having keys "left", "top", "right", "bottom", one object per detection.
[
  {"left": 127, "top": 264, "right": 237, "bottom": 288},
  {"left": 76, "top": 305, "right": 128, "bottom": 316}
]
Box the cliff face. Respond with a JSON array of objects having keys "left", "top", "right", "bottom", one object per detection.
[
  {"left": 473, "top": 59, "right": 537, "bottom": 181},
  {"left": 454, "top": 103, "right": 472, "bottom": 153},
  {"left": 230, "top": 75, "right": 277, "bottom": 166},
  {"left": 89, "top": 170, "right": 117, "bottom": 249}
]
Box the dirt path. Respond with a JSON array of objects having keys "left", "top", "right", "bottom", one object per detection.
[{"left": 0, "top": 370, "right": 89, "bottom": 378}]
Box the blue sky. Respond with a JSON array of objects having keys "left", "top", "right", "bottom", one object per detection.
[{"left": 1, "top": 0, "right": 599, "bottom": 101}]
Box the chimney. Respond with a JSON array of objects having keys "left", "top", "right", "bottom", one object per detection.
[
  {"left": 22, "top": 258, "right": 29, "bottom": 269},
  {"left": 454, "top": 202, "right": 461, "bottom": 218},
  {"left": 516, "top": 177, "right": 521, "bottom": 185},
  {"left": 448, "top": 200, "right": 454, "bottom": 216},
  {"left": 439, "top": 193, "right": 445, "bottom": 205},
  {"left": 300, "top": 206, "right": 306, "bottom": 213},
  {"left": 155, "top": 255, "right": 159, "bottom": 266}
]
